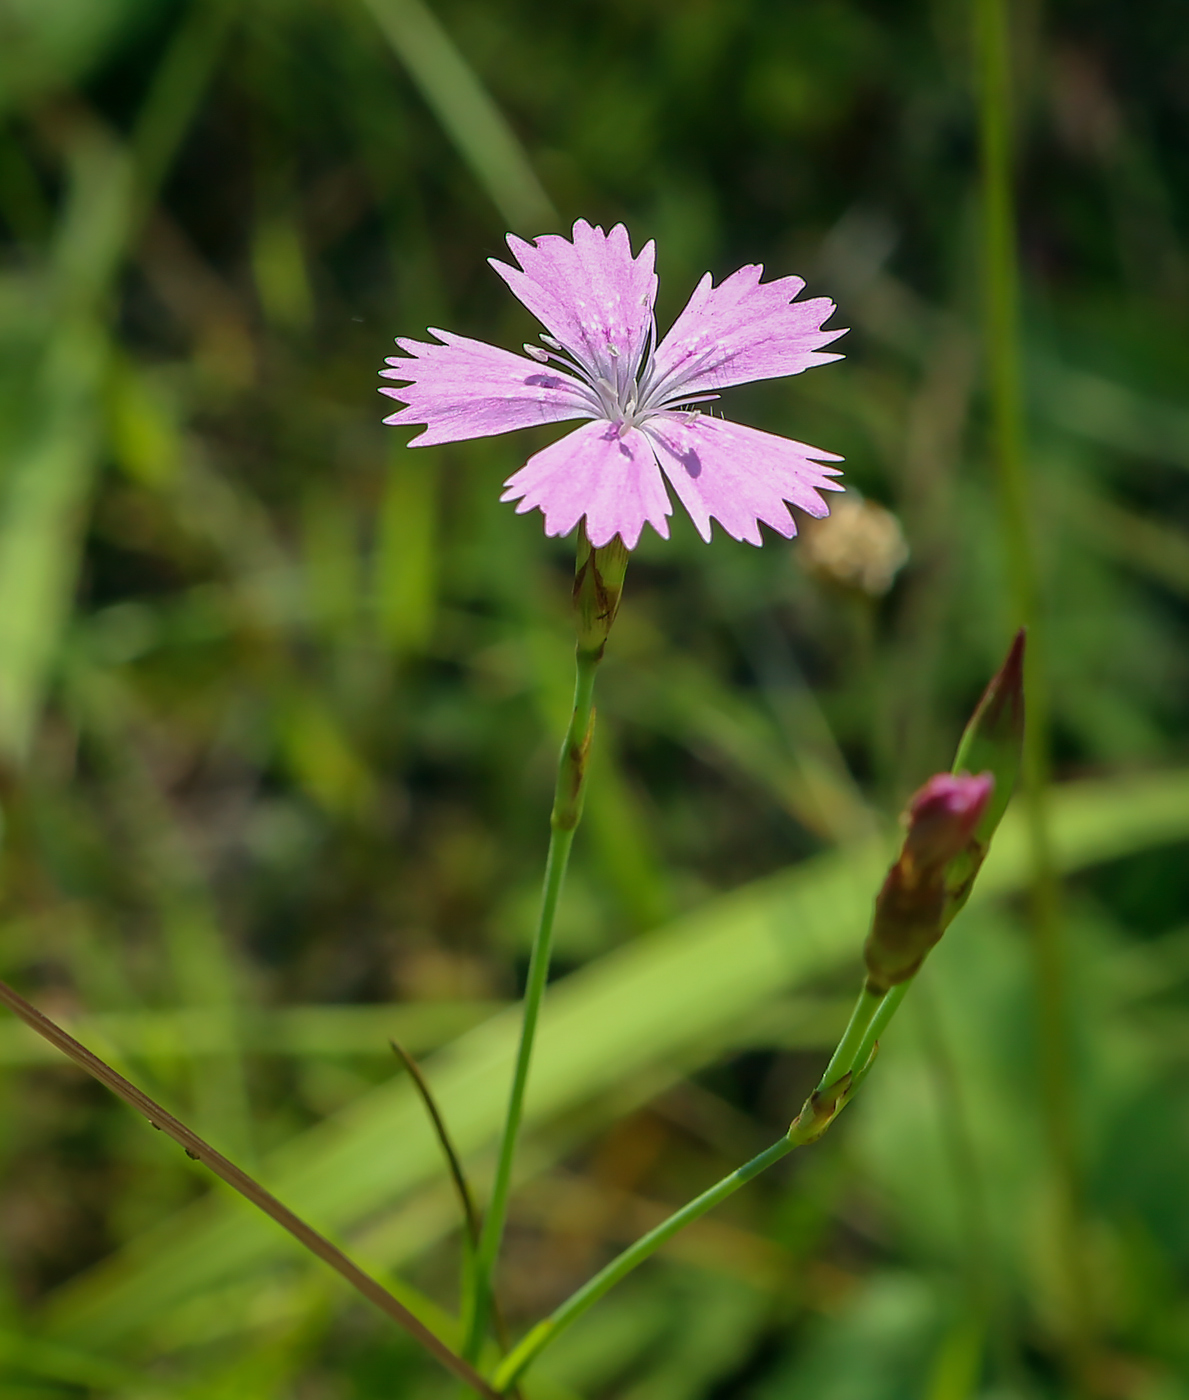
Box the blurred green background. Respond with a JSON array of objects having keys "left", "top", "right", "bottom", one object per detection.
[{"left": 1, "top": 0, "right": 1189, "bottom": 1395}]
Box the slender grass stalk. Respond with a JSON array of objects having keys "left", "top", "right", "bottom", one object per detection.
[
  {"left": 915, "top": 979, "right": 1025, "bottom": 1393},
  {"left": 390, "top": 1040, "right": 518, "bottom": 1376},
  {"left": 390, "top": 1040, "right": 482, "bottom": 1246},
  {"left": 917, "top": 982, "right": 994, "bottom": 1314},
  {"left": 491, "top": 980, "right": 887, "bottom": 1391},
  {"left": 974, "top": 0, "right": 1091, "bottom": 1378},
  {"left": 461, "top": 639, "right": 603, "bottom": 1362},
  {"left": 0, "top": 979, "right": 498, "bottom": 1399},
  {"left": 360, "top": 0, "right": 557, "bottom": 233}
]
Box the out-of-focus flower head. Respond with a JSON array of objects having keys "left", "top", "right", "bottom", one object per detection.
[
  {"left": 797, "top": 494, "right": 909, "bottom": 596},
  {"left": 381, "top": 220, "right": 846, "bottom": 550}
]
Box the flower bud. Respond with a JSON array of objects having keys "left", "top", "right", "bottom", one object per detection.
[
  {"left": 862, "top": 633, "right": 1025, "bottom": 995},
  {"left": 903, "top": 772, "right": 995, "bottom": 871},
  {"left": 864, "top": 771, "right": 994, "bottom": 994},
  {"left": 573, "top": 525, "right": 629, "bottom": 657}
]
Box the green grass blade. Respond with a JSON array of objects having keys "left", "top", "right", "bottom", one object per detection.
[{"left": 360, "top": 0, "right": 557, "bottom": 232}]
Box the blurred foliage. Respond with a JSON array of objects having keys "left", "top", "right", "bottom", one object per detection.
[{"left": 0, "top": 0, "right": 1188, "bottom": 1396}]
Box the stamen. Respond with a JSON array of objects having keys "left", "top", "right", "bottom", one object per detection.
[
  {"left": 532, "top": 338, "right": 598, "bottom": 385},
  {"left": 633, "top": 309, "right": 661, "bottom": 403},
  {"left": 656, "top": 391, "right": 720, "bottom": 411},
  {"left": 642, "top": 341, "right": 723, "bottom": 409},
  {"left": 514, "top": 345, "right": 611, "bottom": 417}
]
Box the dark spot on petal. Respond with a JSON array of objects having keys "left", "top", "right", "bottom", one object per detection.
[
  {"left": 675, "top": 446, "right": 702, "bottom": 478},
  {"left": 525, "top": 374, "right": 563, "bottom": 390}
]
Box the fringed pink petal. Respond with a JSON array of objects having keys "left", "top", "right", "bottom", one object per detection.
[
  {"left": 500, "top": 420, "right": 672, "bottom": 550},
  {"left": 648, "top": 265, "right": 845, "bottom": 404},
  {"left": 490, "top": 220, "right": 657, "bottom": 393},
  {"left": 380, "top": 329, "right": 593, "bottom": 446},
  {"left": 644, "top": 412, "right": 843, "bottom": 546}
]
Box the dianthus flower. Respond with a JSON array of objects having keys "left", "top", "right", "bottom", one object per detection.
[{"left": 381, "top": 220, "right": 846, "bottom": 549}]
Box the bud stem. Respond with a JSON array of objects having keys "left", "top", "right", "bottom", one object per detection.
[
  {"left": 491, "top": 974, "right": 898, "bottom": 1393},
  {"left": 817, "top": 984, "right": 885, "bottom": 1089},
  {"left": 854, "top": 979, "right": 910, "bottom": 1072}
]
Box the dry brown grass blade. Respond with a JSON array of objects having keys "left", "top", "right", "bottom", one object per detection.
[{"left": 0, "top": 979, "right": 499, "bottom": 1399}]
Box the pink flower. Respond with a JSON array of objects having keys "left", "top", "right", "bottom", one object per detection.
[{"left": 380, "top": 220, "right": 846, "bottom": 549}]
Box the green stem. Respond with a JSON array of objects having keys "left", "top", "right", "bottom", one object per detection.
[
  {"left": 492, "top": 980, "right": 890, "bottom": 1391},
  {"left": 854, "top": 980, "right": 909, "bottom": 1073},
  {"left": 819, "top": 984, "right": 885, "bottom": 1087},
  {"left": 462, "top": 643, "right": 602, "bottom": 1362},
  {"left": 493, "top": 1135, "right": 795, "bottom": 1392},
  {"left": 974, "top": 0, "right": 1090, "bottom": 1379}
]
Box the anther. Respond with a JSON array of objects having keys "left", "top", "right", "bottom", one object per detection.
[{"left": 524, "top": 344, "right": 550, "bottom": 363}]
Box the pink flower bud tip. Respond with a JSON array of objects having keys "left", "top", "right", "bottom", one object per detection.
[{"left": 903, "top": 771, "right": 995, "bottom": 871}]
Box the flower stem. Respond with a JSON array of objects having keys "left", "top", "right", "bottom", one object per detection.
[
  {"left": 493, "top": 1136, "right": 795, "bottom": 1391},
  {"left": 462, "top": 641, "right": 602, "bottom": 1362},
  {"left": 819, "top": 983, "right": 885, "bottom": 1087},
  {"left": 974, "top": 0, "right": 1090, "bottom": 1380},
  {"left": 854, "top": 980, "right": 909, "bottom": 1072},
  {"left": 491, "top": 980, "right": 889, "bottom": 1391}
]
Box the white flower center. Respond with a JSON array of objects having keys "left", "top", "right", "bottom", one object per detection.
[{"left": 527, "top": 324, "right": 719, "bottom": 433}]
